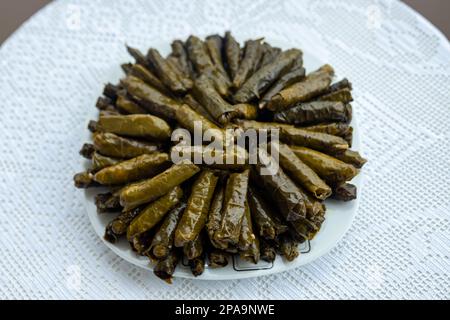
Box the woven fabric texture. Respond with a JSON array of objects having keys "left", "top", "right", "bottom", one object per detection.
[{"left": 0, "top": 0, "right": 449, "bottom": 299}]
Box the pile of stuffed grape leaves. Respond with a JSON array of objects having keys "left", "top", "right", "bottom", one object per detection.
[{"left": 74, "top": 32, "right": 366, "bottom": 283}]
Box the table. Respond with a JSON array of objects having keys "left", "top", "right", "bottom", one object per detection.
[{"left": 0, "top": 0, "right": 448, "bottom": 299}]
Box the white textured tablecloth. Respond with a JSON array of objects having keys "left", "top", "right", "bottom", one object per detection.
[{"left": 0, "top": 0, "right": 449, "bottom": 300}]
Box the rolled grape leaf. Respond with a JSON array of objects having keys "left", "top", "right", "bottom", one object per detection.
[
  {"left": 104, "top": 206, "right": 143, "bottom": 243},
  {"left": 93, "top": 132, "right": 161, "bottom": 159},
  {"left": 120, "top": 160, "right": 199, "bottom": 210},
  {"left": 214, "top": 169, "right": 250, "bottom": 248},
  {"left": 94, "top": 153, "right": 170, "bottom": 185},
  {"left": 148, "top": 201, "right": 187, "bottom": 260},
  {"left": 170, "top": 40, "right": 195, "bottom": 79},
  {"left": 331, "top": 183, "right": 357, "bottom": 201},
  {"left": 183, "top": 233, "right": 205, "bottom": 260},
  {"left": 115, "top": 94, "right": 148, "bottom": 115},
  {"left": 147, "top": 48, "right": 192, "bottom": 93},
  {"left": 92, "top": 152, "right": 118, "bottom": 172},
  {"left": 270, "top": 142, "right": 332, "bottom": 200},
  {"left": 280, "top": 127, "right": 349, "bottom": 153},
  {"left": 252, "top": 149, "right": 306, "bottom": 221},
  {"left": 224, "top": 31, "right": 241, "bottom": 80},
  {"left": 121, "top": 62, "right": 170, "bottom": 95},
  {"left": 247, "top": 186, "right": 288, "bottom": 240},
  {"left": 259, "top": 66, "right": 306, "bottom": 109},
  {"left": 186, "top": 35, "right": 230, "bottom": 96},
  {"left": 126, "top": 186, "right": 184, "bottom": 240},
  {"left": 273, "top": 101, "right": 350, "bottom": 125},
  {"left": 318, "top": 88, "right": 353, "bottom": 104},
  {"left": 232, "top": 39, "right": 264, "bottom": 89},
  {"left": 121, "top": 76, "right": 181, "bottom": 120},
  {"left": 289, "top": 146, "right": 359, "bottom": 185},
  {"left": 153, "top": 249, "right": 180, "bottom": 284},
  {"left": 332, "top": 149, "right": 367, "bottom": 168},
  {"left": 302, "top": 122, "right": 353, "bottom": 147},
  {"left": 97, "top": 114, "right": 172, "bottom": 141},
  {"left": 267, "top": 64, "right": 335, "bottom": 111},
  {"left": 192, "top": 75, "right": 235, "bottom": 124},
  {"left": 238, "top": 202, "right": 256, "bottom": 251},
  {"left": 234, "top": 49, "right": 302, "bottom": 103},
  {"left": 174, "top": 170, "right": 218, "bottom": 247}
]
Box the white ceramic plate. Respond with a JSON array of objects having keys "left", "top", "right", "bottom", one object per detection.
[{"left": 84, "top": 39, "right": 362, "bottom": 280}]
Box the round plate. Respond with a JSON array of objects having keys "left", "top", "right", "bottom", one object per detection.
[{"left": 84, "top": 40, "right": 363, "bottom": 280}]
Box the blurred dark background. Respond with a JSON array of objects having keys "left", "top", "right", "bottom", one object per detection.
[{"left": 0, "top": 0, "right": 449, "bottom": 45}]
